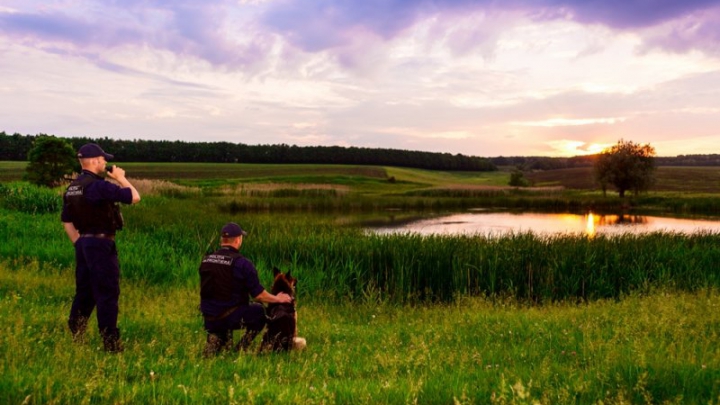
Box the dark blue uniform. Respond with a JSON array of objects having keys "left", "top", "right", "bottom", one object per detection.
[
  {"left": 61, "top": 170, "right": 132, "bottom": 351},
  {"left": 199, "top": 246, "right": 267, "bottom": 354}
]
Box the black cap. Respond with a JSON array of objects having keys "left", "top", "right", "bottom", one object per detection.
[
  {"left": 77, "top": 143, "right": 114, "bottom": 160},
  {"left": 221, "top": 222, "right": 247, "bottom": 238}
]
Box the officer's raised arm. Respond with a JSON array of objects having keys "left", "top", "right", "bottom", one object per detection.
[{"left": 106, "top": 166, "right": 141, "bottom": 204}]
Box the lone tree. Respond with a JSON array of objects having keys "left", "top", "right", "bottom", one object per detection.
[
  {"left": 24, "top": 135, "right": 78, "bottom": 187},
  {"left": 594, "top": 139, "right": 656, "bottom": 197},
  {"left": 508, "top": 168, "right": 530, "bottom": 187}
]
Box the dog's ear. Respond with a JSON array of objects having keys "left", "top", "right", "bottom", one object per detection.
[
  {"left": 273, "top": 267, "right": 281, "bottom": 277},
  {"left": 285, "top": 269, "right": 292, "bottom": 279}
]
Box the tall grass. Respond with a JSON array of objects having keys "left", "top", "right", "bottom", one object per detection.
[
  {"left": 2, "top": 196, "right": 719, "bottom": 304},
  {"left": 0, "top": 182, "right": 63, "bottom": 214},
  {"left": 2, "top": 261, "right": 719, "bottom": 404},
  {"left": 216, "top": 187, "right": 720, "bottom": 214}
]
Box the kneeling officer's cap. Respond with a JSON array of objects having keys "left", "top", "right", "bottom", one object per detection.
[
  {"left": 77, "top": 143, "right": 114, "bottom": 160},
  {"left": 222, "top": 222, "right": 247, "bottom": 237}
]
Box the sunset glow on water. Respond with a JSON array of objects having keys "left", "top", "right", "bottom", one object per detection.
[{"left": 370, "top": 212, "right": 720, "bottom": 237}]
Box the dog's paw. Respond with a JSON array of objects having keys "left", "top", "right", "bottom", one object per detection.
[{"left": 293, "top": 337, "right": 307, "bottom": 351}]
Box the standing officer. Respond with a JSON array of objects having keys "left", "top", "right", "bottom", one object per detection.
[
  {"left": 61, "top": 143, "right": 141, "bottom": 352},
  {"left": 199, "top": 222, "right": 292, "bottom": 356}
]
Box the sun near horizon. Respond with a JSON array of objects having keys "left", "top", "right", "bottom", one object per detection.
[{"left": 546, "top": 140, "right": 614, "bottom": 157}]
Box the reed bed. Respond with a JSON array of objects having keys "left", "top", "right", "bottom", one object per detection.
[
  {"left": 217, "top": 195, "right": 608, "bottom": 213},
  {"left": 128, "top": 178, "right": 202, "bottom": 198},
  {"left": 2, "top": 198, "right": 719, "bottom": 304},
  {"left": 213, "top": 183, "right": 350, "bottom": 197}
]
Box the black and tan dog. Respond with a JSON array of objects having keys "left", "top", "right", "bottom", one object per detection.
[{"left": 260, "top": 267, "right": 306, "bottom": 352}]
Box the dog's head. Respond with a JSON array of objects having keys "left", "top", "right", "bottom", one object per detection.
[{"left": 271, "top": 267, "right": 296, "bottom": 298}]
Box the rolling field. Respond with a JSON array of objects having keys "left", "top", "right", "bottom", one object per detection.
[
  {"left": 4, "top": 161, "right": 720, "bottom": 194},
  {"left": 525, "top": 166, "right": 720, "bottom": 193},
  {"left": 2, "top": 162, "right": 720, "bottom": 403}
]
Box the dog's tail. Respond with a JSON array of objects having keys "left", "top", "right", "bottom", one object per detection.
[{"left": 293, "top": 337, "right": 307, "bottom": 350}]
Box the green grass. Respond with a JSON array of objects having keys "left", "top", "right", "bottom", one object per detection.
[
  {"left": 385, "top": 166, "right": 511, "bottom": 187},
  {"left": 2, "top": 200, "right": 720, "bottom": 304},
  {"left": 0, "top": 182, "right": 63, "bottom": 214},
  {"left": 3, "top": 164, "right": 720, "bottom": 402},
  {"left": 2, "top": 261, "right": 720, "bottom": 404},
  {"left": 0, "top": 161, "right": 26, "bottom": 182}
]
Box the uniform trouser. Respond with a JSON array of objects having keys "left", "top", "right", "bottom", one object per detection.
[
  {"left": 68, "top": 237, "right": 120, "bottom": 342},
  {"left": 204, "top": 303, "right": 267, "bottom": 349}
]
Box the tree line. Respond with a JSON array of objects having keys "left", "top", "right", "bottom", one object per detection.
[{"left": 0, "top": 132, "right": 496, "bottom": 172}]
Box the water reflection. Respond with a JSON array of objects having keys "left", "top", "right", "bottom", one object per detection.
[
  {"left": 586, "top": 213, "right": 595, "bottom": 237},
  {"left": 368, "top": 211, "right": 720, "bottom": 237}
]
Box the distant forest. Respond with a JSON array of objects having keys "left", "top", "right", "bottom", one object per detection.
[
  {"left": 0, "top": 132, "right": 496, "bottom": 172},
  {"left": 2, "top": 131, "right": 719, "bottom": 170}
]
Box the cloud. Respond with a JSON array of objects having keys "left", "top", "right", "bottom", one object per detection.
[
  {"left": 555, "top": 0, "right": 719, "bottom": 29},
  {"left": 638, "top": 5, "right": 720, "bottom": 55},
  {"left": 0, "top": 9, "right": 143, "bottom": 47},
  {"left": 513, "top": 117, "right": 627, "bottom": 127},
  {"left": 0, "top": 1, "right": 273, "bottom": 69},
  {"left": 260, "top": 0, "right": 720, "bottom": 55},
  {"left": 2, "top": 0, "right": 720, "bottom": 75}
]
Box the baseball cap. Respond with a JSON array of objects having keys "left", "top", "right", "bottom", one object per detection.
[
  {"left": 77, "top": 143, "right": 114, "bottom": 160},
  {"left": 221, "top": 222, "right": 247, "bottom": 238}
]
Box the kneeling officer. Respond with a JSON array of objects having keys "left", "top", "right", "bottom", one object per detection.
[{"left": 199, "top": 222, "right": 292, "bottom": 356}]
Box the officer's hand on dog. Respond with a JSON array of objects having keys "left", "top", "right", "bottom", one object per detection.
[{"left": 276, "top": 292, "right": 292, "bottom": 303}]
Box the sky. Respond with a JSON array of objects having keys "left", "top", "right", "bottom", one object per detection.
[{"left": 1, "top": 0, "right": 720, "bottom": 157}]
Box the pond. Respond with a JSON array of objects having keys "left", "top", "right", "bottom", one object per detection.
[{"left": 365, "top": 211, "right": 720, "bottom": 237}]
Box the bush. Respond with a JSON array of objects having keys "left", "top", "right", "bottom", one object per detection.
[
  {"left": 24, "top": 135, "right": 77, "bottom": 188},
  {"left": 509, "top": 169, "right": 530, "bottom": 187}
]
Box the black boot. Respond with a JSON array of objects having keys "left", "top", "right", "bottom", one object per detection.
[
  {"left": 68, "top": 316, "right": 89, "bottom": 343},
  {"left": 203, "top": 333, "right": 222, "bottom": 357},
  {"left": 101, "top": 329, "right": 124, "bottom": 353},
  {"left": 203, "top": 331, "right": 232, "bottom": 357}
]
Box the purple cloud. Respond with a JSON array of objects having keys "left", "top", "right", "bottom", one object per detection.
[
  {"left": 0, "top": 10, "right": 143, "bottom": 47},
  {"left": 0, "top": 1, "right": 270, "bottom": 68},
  {"left": 2, "top": 0, "right": 720, "bottom": 71},
  {"left": 260, "top": 0, "right": 427, "bottom": 51},
  {"left": 261, "top": 0, "right": 720, "bottom": 54},
  {"left": 555, "top": 0, "right": 720, "bottom": 29},
  {"left": 639, "top": 6, "right": 720, "bottom": 54}
]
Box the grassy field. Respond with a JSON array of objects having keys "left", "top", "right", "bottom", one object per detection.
[
  {"left": 2, "top": 261, "right": 719, "bottom": 404},
  {"left": 2, "top": 163, "right": 720, "bottom": 403},
  {"left": 4, "top": 161, "right": 720, "bottom": 192}
]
